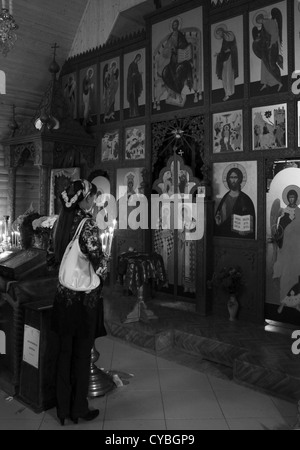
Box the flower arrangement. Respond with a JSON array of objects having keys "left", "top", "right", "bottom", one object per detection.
[
  {"left": 12, "top": 205, "right": 41, "bottom": 249},
  {"left": 12, "top": 204, "right": 58, "bottom": 251},
  {"left": 31, "top": 215, "right": 58, "bottom": 250},
  {"left": 209, "top": 266, "right": 243, "bottom": 295}
]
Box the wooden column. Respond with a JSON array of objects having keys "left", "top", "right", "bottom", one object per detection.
[
  {"left": 196, "top": 200, "right": 214, "bottom": 316},
  {"left": 7, "top": 167, "right": 16, "bottom": 223},
  {"left": 38, "top": 165, "right": 51, "bottom": 216}
]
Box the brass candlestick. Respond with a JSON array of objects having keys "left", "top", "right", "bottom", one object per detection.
[{"left": 88, "top": 344, "right": 115, "bottom": 398}]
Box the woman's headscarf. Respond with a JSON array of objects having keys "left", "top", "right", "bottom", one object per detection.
[{"left": 53, "top": 179, "right": 97, "bottom": 262}]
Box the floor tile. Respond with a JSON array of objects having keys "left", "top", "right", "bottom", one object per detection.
[
  {"left": 117, "top": 368, "right": 160, "bottom": 391},
  {"left": 0, "top": 313, "right": 296, "bottom": 431},
  {"left": 111, "top": 343, "right": 158, "bottom": 370},
  {"left": 156, "top": 355, "right": 182, "bottom": 369},
  {"left": 270, "top": 397, "right": 299, "bottom": 418},
  {"left": 42, "top": 405, "right": 105, "bottom": 430},
  {"left": 216, "top": 390, "right": 284, "bottom": 419},
  {"left": 0, "top": 392, "right": 42, "bottom": 420},
  {"left": 166, "top": 419, "right": 229, "bottom": 430},
  {"left": 105, "top": 389, "right": 164, "bottom": 421},
  {"left": 159, "top": 367, "right": 211, "bottom": 391},
  {"left": 103, "top": 420, "right": 166, "bottom": 430},
  {"left": 208, "top": 376, "right": 252, "bottom": 392},
  {"left": 0, "top": 419, "right": 42, "bottom": 430},
  {"left": 227, "top": 417, "right": 292, "bottom": 431},
  {"left": 43, "top": 402, "right": 106, "bottom": 423},
  {"left": 162, "top": 390, "right": 223, "bottom": 420},
  {"left": 40, "top": 416, "right": 104, "bottom": 430},
  {"left": 283, "top": 416, "right": 300, "bottom": 429}
]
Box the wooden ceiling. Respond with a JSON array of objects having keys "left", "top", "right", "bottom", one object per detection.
[{"left": 0, "top": 0, "right": 89, "bottom": 142}]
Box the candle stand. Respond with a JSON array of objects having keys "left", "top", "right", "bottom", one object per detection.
[
  {"left": 88, "top": 221, "right": 118, "bottom": 397},
  {"left": 88, "top": 345, "right": 115, "bottom": 398}
]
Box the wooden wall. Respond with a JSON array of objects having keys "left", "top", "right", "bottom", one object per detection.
[
  {"left": 0, "top": 0, "right": 91, "bottom": 219},
  {"left": 15, "top": 162, "right": 40, "bottom": 219},
  {"left": 0, "top": 151, "right": 8, "bottom": 216},
  {"left": 69, "top": 0, "right": 146, "bottom": 57}
]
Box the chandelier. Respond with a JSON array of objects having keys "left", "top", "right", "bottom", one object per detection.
[{"left": 0, "top": 1, "right": 18, "bottom": 57}]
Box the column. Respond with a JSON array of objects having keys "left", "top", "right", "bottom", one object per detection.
[
  {"left": 7, "top": 167, "right": 16, "bottom": 222},
  {"left": 38, "top": 166, "right": 51, "bottom": 216}
]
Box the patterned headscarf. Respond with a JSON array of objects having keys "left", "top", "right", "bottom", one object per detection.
[{"left": 60, "top": 179, "right": 93, "bottom": 210}]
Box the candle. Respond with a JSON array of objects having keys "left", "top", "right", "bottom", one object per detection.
[
  {"left": 105, "top": 231, "right": 109, "bottom": 255},
  {"left": 2, "top": 1, "right": 6, "bottom": 10},
  {"left": 9, "top": 0, "right": 12, "bottom": 14},
  {"left": 108, "top": 221, "right": 117, "bottom": 256},
  {"left": 101, "top": 232, "right": 108, "bottom": 255},
  {"left": 108, "top": 227, "right": 114, "bottom": 255}
]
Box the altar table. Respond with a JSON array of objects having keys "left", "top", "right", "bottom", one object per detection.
[{"left": 117, "top": 252, "right": 166, "bottom": 324}]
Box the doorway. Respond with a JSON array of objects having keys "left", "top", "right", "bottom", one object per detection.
[{"left": 152, "top": 154, "right": 200, "bottom": 300}]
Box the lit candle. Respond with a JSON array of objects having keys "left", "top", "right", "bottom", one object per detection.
[
  {"left": 100, "top": 233, "right": 107, "bottom": 254},
  {"left": 108, "top": 220, "right": 117, "bottom": 256},
  {"left": 108, "top": 227, "right": 114, "bottom": 255},
  {"left": 105, "top": 231, "right": 109, "bottom": 255}
]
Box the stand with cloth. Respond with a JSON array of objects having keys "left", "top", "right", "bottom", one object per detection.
[{"left": 117, "top": 252, "right": 166, "bottom": 324}]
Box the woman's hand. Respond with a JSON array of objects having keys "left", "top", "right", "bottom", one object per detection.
[{"left": 96, "top": 257, "right": 109, "bottom": 280}]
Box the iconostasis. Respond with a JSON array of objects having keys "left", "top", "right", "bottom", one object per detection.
[{"left": 58, "top": 0, "right": 300, "bottom": 323}]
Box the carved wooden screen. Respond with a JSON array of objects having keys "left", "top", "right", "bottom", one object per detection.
[{"left": 151, "top": 116, "right": 205, "bottom": 300}]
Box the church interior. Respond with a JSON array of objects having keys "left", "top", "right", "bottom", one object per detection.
[{"left": 0, "top": 0, "right": 300, "bottom": 431}]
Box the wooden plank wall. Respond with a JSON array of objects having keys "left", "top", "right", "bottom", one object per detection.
[
  {"left": 0, "top": 147, "right": 8, "bottom": 217},
  {"left": 69, "top": 0, "right": 145, "bottom": 57},
  {"left": 15, "top": 162, "right": 40, "bottom": 219}
]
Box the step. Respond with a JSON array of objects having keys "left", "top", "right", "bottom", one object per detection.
[
  {"left": 106, "top": 320, "right": 174, "bottom": 354},
  {"left": 173, "top": 330, "right": 249, "bottom": 368},
  {"left": 104, "top": 291, "right": 300, "bottom": 403},
  {"left": 234, "top": 354, "right": 300, "bottom": 403}
]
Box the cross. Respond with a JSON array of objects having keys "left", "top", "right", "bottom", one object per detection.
[
  {"left": 51, "top": 43, "right": 59, "bottom": 58},
  {"left": 178, "top": 149, "right": 184, "bottom": 157}
]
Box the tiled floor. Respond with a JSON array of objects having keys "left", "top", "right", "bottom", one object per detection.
[{"left": 0, "top": 336, "right": 298, "bottom": 430}]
